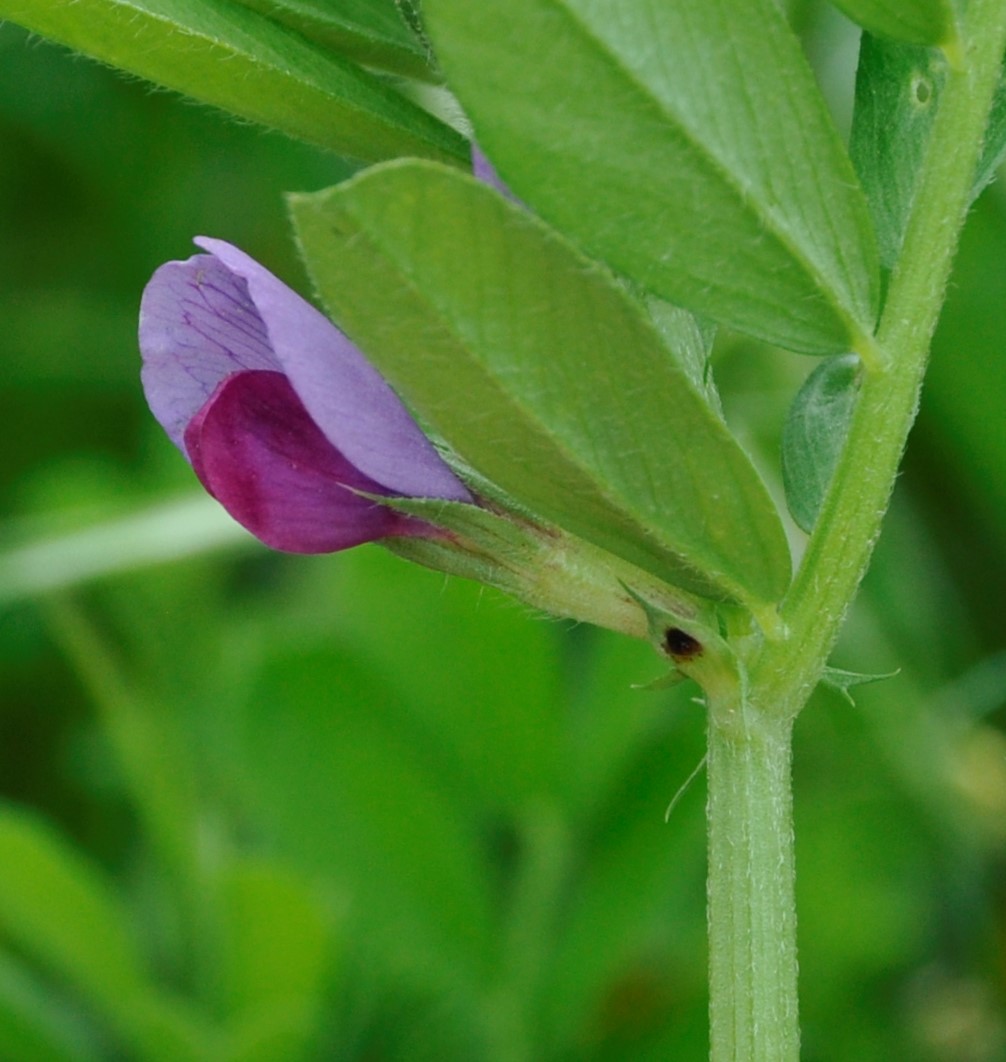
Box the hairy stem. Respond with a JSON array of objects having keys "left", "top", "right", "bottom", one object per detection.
[
  {"left": 752, "top": 0, "right": 1006, "bottom": 716},
  {"left": 707, "top": 4, "right": 1006, "bottom": 1059},
  {"left": 707, "top": 703, "right": 798, "bottom": 1062}
]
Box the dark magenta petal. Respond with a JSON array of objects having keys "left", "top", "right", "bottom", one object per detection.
[
  {"left": 194, "top": 238, "right": 471, "bottom": 503},
  {"left": 140, "top": 253, "right": 281, "bottom": 452},
  {"left": 185, "top": 370, "right": 428, "bottom": 553}
]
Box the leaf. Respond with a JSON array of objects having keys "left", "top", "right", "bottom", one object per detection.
[
  {"left": 0, "top": 809, "right": 214, "bottom": 1061},
  {"left": 542, "top": 711, "right": 708, "bottom": 1050},
  {"left": 0, "top": 0, "right": 464, "bottom": 163},
  {"left": 782, "top": 355, "right": 862, "bottom": 533},
  {"left": 422, "top": 0, "right": 879, "bottom": 354},
  {"left": 645, "top": 300, "right": 721, "bottom": 417},
  {"left": 830, "top": 0, "right": 956, "bottom": 47},
  {"left": 328, "top": 546, "right": 565, "bottom": 816},
  {"left": 218, "top": 859, "right": 332, "bottom": 1062},
  {"left": 852, "top": 36, "right": 1005, "bottom": 269},
  {"left": 0, "top": 956, "right": 103, "bottom": 1062},
  {"left": 0, "top": 809, "right": 147, "bottom": 1013},
  {"left": 0, "top": 495, "right": 249, "bottom": 607},
  {"left": 43, "top": 599, "right": 205, "bottom": 941},
  {"left": 230, "top": 0, "right": 433, "bottom": 80},
  {"left": 928, "top": 196, "right": 1006, "bottom": 544},
  {"left": 292, "top": 161, "right": 792, "bottom": 610},
  {"left": 850, "top": 34, "right": 948, "bottom": 270},
  {"left": 974, "top": 57, "right": 1006, "bottom": 196},
  {"left": 235, "top": 644, "right": 495, "bottom": 985}
]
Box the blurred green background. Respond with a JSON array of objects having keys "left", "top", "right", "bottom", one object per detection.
[{"left": 1, "top": 6, "right": 1004, "bottom": 1060}]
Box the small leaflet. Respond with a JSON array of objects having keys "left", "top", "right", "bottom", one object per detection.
[{"left": 782, "top": 355, "right": 862, "bottom": 534}]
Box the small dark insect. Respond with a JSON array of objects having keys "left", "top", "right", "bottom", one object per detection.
[{"left": 662, "top": 627, "right": 703, "bottom": 661}]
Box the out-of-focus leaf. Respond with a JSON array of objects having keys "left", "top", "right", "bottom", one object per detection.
[
  {"left": 324, "top": 546, "right": 565, "bottom": 815},
  {"left": 235, "top": 644, "right": 495, "bottom": 987},
  {"left": 974, "top": 59, "right": 1006, "bottom": 195},
  {"left": 293, "top": 161, "right": 792, "bottom": 612},
  {"left": 558, "top": 629, "right": 670, "bottom": 820},
  {"left": 0, "top": 0, "right": 465, "bottom": 163},
  {"left": 0, "top": 806, "right": 214, "bottom": 1062},
  {"left": 218, "top": 859, "right": 332, "bottom": 1062},
  {"left": 850, "top": 34, "right": 947, "bottom": 269},
  {"left": 0, "top": 955, "right": 102, "bottom": 1062},
  {"left": 126, "top": 996, "right": 218, "bottom": 1062},
  {"left": 542, "top": 715, "right": 708, "bottom": 1052},
  {"left": 423, "top": 0, "right": 879, "bottom": 354},
  {"left": 831, "top": 0, "right": 956, "bottom": 47},
  {"left": 0, "top": 495, "right": 250, "bottom": 606},
  {"left": 926, "top": 194, "right": 1006, "bottom": 538},
  {"left": 43, "top": 600, "right": 205, "bottom": 949},
  {"left": 782, "top": 355, "right": 862, "bottom": 533},
  {"left": 0, "top": 808, "right": 146, "bottom": 1011},
  {"left": 231, "top": 0, "right": 432, "bottom": 80}
]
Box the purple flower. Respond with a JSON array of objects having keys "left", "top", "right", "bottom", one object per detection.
[
  {"left": 139, "top": 237, "right": 471, "bottom": 553},
  {"left": 472, "top": 145, "right": 520, "bottom": 204}
]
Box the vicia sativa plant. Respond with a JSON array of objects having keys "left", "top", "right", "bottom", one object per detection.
[{"left": 4, "top": 0, "right": 1005, "bottom": 1057}]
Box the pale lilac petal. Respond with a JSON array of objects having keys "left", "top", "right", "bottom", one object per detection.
[
  {"left": 185, "top": 371, "right": 429, "bottom": 553},
  {"left": 472, "top": 145, "right": 520, "bottom": 204},
  {"left": 139, "top": 254, "right": 280, "bottom": 452},
  {"left": 195, "top": 237, "right": 471, "bottom": 503}
]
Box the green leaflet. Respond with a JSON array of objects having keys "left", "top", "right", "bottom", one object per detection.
[
  {"left": 831, "top": 0, "right": 957, "bottom": 47},
  {"left": 292, "top": 160, "right": 792, "bottom": 611},
  {"left": 0, "top": 0, "right": 464, "bottom": 163},
  {"left": 0, "top": 956, "right": 104, "bottom": 1062},
  {"left": 423, "top": 0, "right": 880, "bottom": 354},
  {"left": 646, "top": 300, "right": 722, "bottom": 417},
  {"left": 850, "top": 34, "right": 948, "bottom": 270},
  {"left": 782, "top": 355, "right": 862, "bottom": 534},
  {"left": 238, "top": 644, "right": 495, "bottom": 980},
  {"left": 0, "top": 808, "right": 213, "bottom": 1054},
  {"left": 0, "top": 810, "right": 147, "bottom": 1015},
  {"left": 217, "top": 860, "right": 332, "bottom": 1058},
  {"left": 230, "top": 0, "right": 434, "bottom": 80},
  {"left": 852, "top": 35, "right": 1006, "bottom": 272},
  {"left": 975, "top": 57, "right": 1006, "bottom": 195}
]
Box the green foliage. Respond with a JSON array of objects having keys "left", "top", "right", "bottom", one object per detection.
[
  {"left": 0, "top": 0, "right": 464, "bottom": 163},
  {"left": 831, "top": 0, "right": 957, "bottom": 47},
  {"left": 782, "top": 356, "right": 861, "bottom": 533},
  {"left": 0, "top": 6, "right": 1005, "bottom": 1062},
  {"left": 851, "top": 34, "right": 948, "bottom": 269},
  {"left": 229, "top": 0, "right": 433, "bottom": 80},
  {"left": 293, "top": 162, "right": 791, "bottom": 610},
  {"left": 975, "top": 58, "right": 1006, "bottom": 194},
  {"left": 217, "top": 860, "right": 333, "bottom": 1061},
  {"left": 852, "top": 35, "right": 1006, "bottom": 271},
  {"left": 0, "top": 809, "right": 150, "bottom": 1015},
  {"left": 423, "top": 0, "right": 880, "bottom": 354}
]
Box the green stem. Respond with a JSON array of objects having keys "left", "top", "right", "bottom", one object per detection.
[
  {"left": 707, "top": 5, "right": 1006, "bottom": 1060},
  {"left": 707, "top": 705, "right": 797, "bottom": 1062},
  {"left": 751, "top": 0, "right": 1006, "bottom": 716}
]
